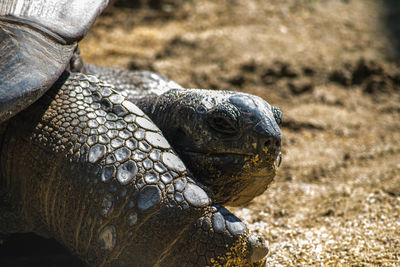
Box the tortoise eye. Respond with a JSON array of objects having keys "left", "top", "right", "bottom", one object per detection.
[{"left": 208, "top": 113, "right": 238, "bottom": 135}]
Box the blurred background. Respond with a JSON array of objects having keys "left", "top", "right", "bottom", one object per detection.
[{"left": 1, "top": 0, "right": 399, "bottom": 265}]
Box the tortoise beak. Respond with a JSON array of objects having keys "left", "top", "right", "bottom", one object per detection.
[
  {"left": 275, "top": 152, "right": 282, "bottom": 169},
  {"left": 253, "top": 118, "right": 282, "bottom": 161}
]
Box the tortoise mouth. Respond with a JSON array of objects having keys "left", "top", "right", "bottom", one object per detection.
[
  {"left": 275, "top": 152, "right": 282, "bottom": 168},
  {"left": 178, "top": 150, "right": 278, "bottom": 206},
  {"left": 180, "top": 150, "right": 279, "bottom": 174}
]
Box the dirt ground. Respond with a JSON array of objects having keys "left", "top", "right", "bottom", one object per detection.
[{"left": 1, "top": 0, "right": 400, "bottom": 265}]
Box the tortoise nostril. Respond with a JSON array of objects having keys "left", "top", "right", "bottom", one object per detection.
[
  {"left": 261, "top": 136, "right": 281, "bottom": 156},
  {"left": 264, "top": 140, "right": 271, "bottom": 148},
  {"left": 275, "top": 140, "right": 281, "bottom": 147}
]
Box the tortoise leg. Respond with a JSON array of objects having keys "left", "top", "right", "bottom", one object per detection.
[{"left": 160, "top": 205, "right": 268, "bottom": 267}]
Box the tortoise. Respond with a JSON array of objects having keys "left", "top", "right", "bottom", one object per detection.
[
  {"left": 82, "top": 64, "right": 283, "bottom": 206},
  {"left": 0, "top": 0, "right": 282, "bottom": 266}
]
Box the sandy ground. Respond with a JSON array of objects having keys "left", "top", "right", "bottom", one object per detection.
[{"left": 1, "top": 0, "right": 400, "bottom": 265}]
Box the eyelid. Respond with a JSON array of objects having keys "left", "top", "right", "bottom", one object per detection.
[
  {"left": 216, "top": 109, "right": 238, "bottom": 125},
  {"left": 207, "top": 108, "right": 239, "bottom": 134}
]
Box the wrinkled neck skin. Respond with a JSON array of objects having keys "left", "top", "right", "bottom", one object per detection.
[
  {"left": 0, "top": 120, "right": 30, "bottom": 235},
  {"left": 133, "top": 88, "right": 281, "bottom": 206}
]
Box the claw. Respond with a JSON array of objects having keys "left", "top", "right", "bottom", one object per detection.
[{"left": 247, "top": 235, "right": 269, "bottom": 263}]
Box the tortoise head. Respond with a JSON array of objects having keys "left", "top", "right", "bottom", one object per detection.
[{"left": 137, "top": 89, "right": 282, "bottom": 206}]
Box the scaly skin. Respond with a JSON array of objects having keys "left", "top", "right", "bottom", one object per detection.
[
  {"left": 0, "top": 72, "right": 267, "bottom": 266},
  {"left": 83, "top": 63, "right": 282, "bottom": 206}
]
